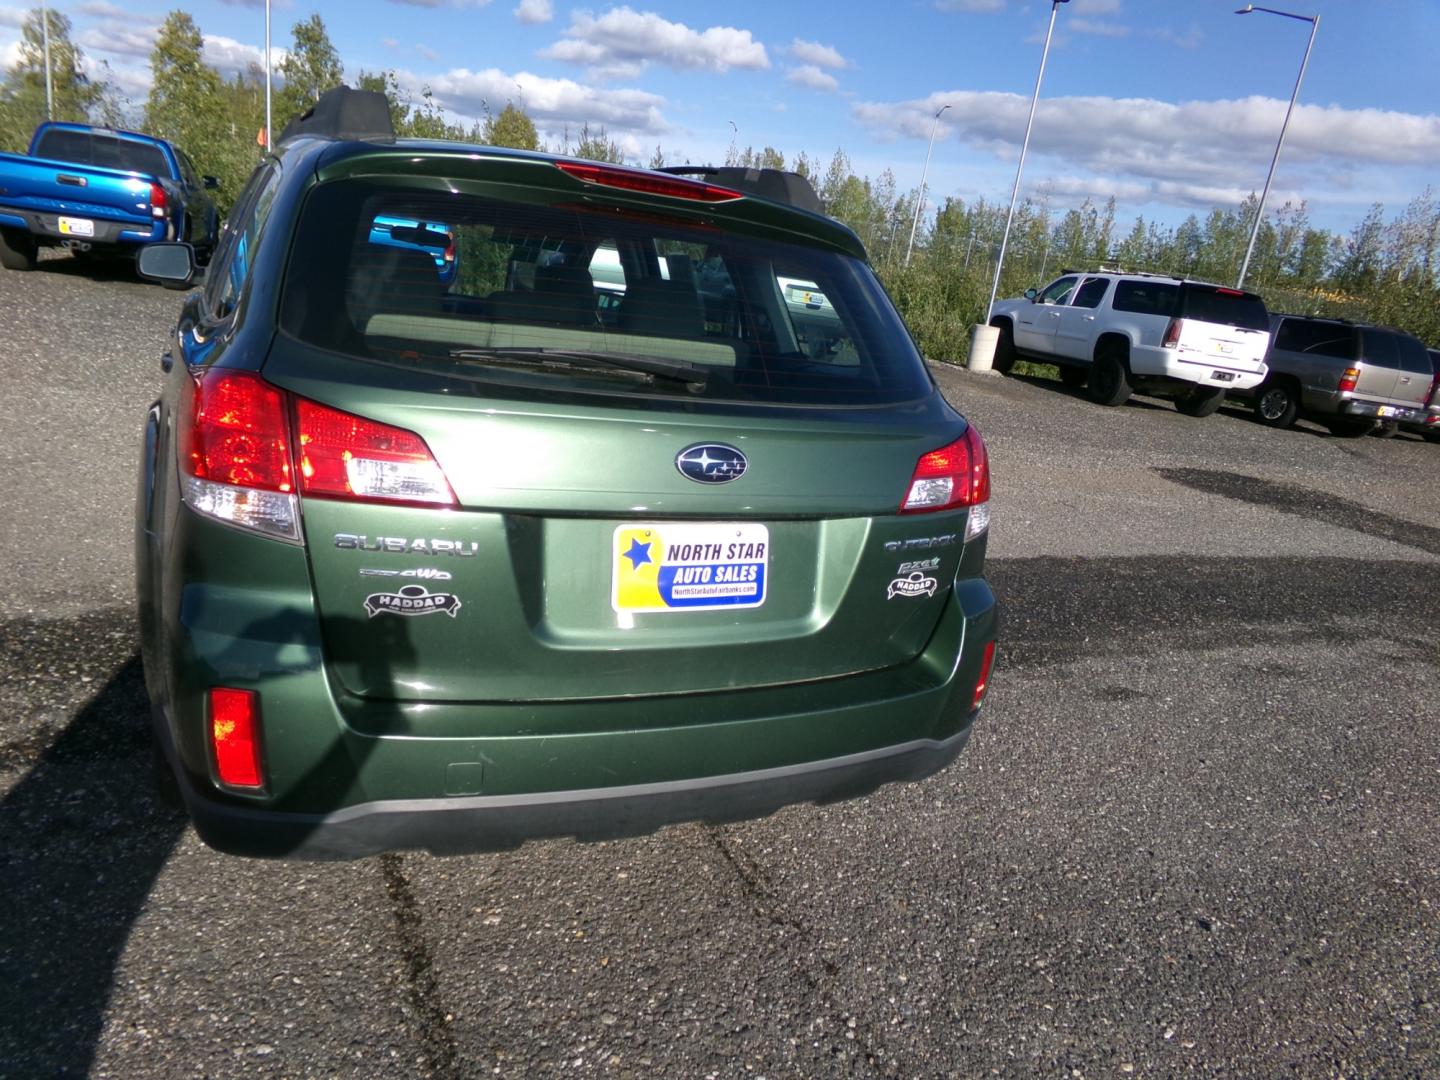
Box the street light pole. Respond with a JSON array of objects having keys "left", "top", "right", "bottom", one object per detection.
[
  {"left": 1234, "top": 4, "right": 1318, "bottom": 289},
  {"left": 39, "top": 0, "right": 53, "bottom": 121},
  {"left": 985, "top": 0, "right": 1068, "bottom": 323},
  {"left": 264, "top": 0, "right": 273, "bottom": 151},
  {"left": 905, "top": 103, "right": 950, "bottom": 267}
]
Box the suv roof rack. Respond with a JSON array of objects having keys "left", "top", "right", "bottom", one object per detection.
[
  {"left": 658, "top": 166, "right": 823, "bottom": 215},
  {"left": 278, "top": 85, "right": 395, "bottom": 145}
]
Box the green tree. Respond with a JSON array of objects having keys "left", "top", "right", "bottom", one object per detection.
[
  {"left": 276, "top": 14, "right": 343, "bottom": 132},
  {"left": 483, "top": 103, "right": 539, "bottom": 150},
  {"left": 559, "top": 122, "right": 625, "bottom": 163},
  {"left": 0, "top": 8, "right": 110, "bottom": 152}
]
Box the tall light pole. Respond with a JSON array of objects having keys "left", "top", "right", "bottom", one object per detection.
[
  {"left": 39, "top": 0, "right": 53, "bottom": 121},
  {"left": 1234, "top": 4, "right": 1319, "bottom": 289},
  {"left": 264, "top": 0, "right": 273, "bottom": 150},
  {"left": 905, "top": 103, "right": 950, "bottom": 267},
  {"left": 985, "top": 0, "right": 1068, "bottom": 323}
]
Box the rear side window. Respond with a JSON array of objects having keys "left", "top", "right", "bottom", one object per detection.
[
  {"left": 1273, "top": 318, "right": 1353, "bottom": 359},
  {"left": 1393, "top": 333, "right": 1433, "bottom": 375},
  {"left": 278, "top": 180, "right": 933, "bottom": 407},
  {"left": 1177, "top": 284, "right": 1269, "bottom": 331},
  {"left": 35, "top": 129, "right": 170, "bottom": 177},
  {"left": 1112, "top": 280, "right": 1179, "bottom": 316}
]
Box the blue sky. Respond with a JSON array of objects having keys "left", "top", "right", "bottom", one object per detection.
[{"left": 3, "top": 0, "right": 1437, "bottom": 236}]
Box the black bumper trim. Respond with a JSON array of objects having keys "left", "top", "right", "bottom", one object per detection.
[{"left": 180, "top": 725, "right": 975, "bottom": 860}]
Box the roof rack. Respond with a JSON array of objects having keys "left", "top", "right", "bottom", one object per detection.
[
  {"left": 658, "top": 166, "right": 823, "bottom": 215},
  {"left": 278, "top": 85, "right": 395, "bottom": 145}
]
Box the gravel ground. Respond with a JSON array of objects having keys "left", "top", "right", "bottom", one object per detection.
[{"left": 1, "top": 256, "right": 1437, "bottom": 1078}]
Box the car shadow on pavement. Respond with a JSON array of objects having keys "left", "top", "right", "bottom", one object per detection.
[
  {"left": 0, "top": 649, "right": 187, "bottom": 1077},
  {"left": 35, "top": 249, "right": 141, "bottom": 283},
  {"left": 1008, "top": 372, "right": 1176, "bottom": 413}
]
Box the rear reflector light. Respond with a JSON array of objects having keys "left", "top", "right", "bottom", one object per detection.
[
  {"left": 296, "top": 398, "right": 455, "bottom": 506},
  {"left": 970, "top": 640, "right": 997, "bottom": 710},
  {"left": 901, "top": 424, "right": 991, "bottom": 540},
  {"left": 1162, "top": 318, "right": 1181, "bottom": 348},
  {"left": 1339, "top": 367, "right": 1360, "bottom": 393},
  {"left": 181, "top": 369, "right": 300, "bottom": 540},
  {"left": 209, "top": 687, "right": 263, "bottom": 789},
  {"left": 1426, "top": 373, "right": 1440, "bottom": 408},
  {"left": 150, "top": 182, "right": 166, "bottom": 219},
  {"left": 555, "top": 161, "right": 742, "bottom": 203}
]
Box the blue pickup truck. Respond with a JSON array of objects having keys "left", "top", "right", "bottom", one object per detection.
[{"left": 0, "top": 122, "right": 219, "bottom": 272}]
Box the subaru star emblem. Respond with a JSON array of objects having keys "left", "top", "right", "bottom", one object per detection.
[{"left": 676, "top": 443, "right": 748, "bottom": 484}]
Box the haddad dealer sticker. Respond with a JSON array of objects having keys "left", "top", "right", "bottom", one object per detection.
[{"left": 612, "top": 523, "right": 769, "bottom": 613}]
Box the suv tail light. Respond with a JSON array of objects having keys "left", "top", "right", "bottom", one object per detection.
[
  {"left": 179, "top": 370, "right": 455, "bottom": 542},
  {"left": 149, "top": 182, "right": 167, "bottom": 219},
  {"left": 1162, "top": 318, "right": 1182, "bottom": 349},
  {"left": 1338, "top": 367, "right": 1360, "bottom": 393},
  {"left": 901, "top": 424, "right": 991, "bottom": 541},
  {"left": 1425, "top": 371, "right": 1440, "bottom": 408}
]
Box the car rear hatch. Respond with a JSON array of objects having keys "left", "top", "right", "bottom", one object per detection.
[
  {"left": 1171, "top": 283, "right": 1270, "bottom": 373},
  {"left": 263, "top": 152, "right": 983, "bottom": 707},
  {"left": 1352, "top": 328, "right": 1433, "bottom": 413}
]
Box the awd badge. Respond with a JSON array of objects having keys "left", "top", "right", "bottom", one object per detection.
[{"left": 364, "top": 584, "right": 462, "bottom": 618}]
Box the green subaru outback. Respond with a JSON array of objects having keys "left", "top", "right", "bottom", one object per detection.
[{"left": 135, "top": 88, "right": 998, "bottom": 858}]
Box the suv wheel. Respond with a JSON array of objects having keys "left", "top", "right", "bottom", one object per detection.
[
  {"left": 1175, "top": 385, "right": 1225, "bottom": 418},
  {"left": 1088, "top": 345, "right": 1131, "bottom": 407},
  {"left": 1254, "top": 381, "right": 1299, "bottom": 428},
  {"left": 990, "top": 321, "right": 1017, "bottom": 375},
  {"left": 0, "top": 227, "right": 38, "bottom": 271},
  {"left": 1324, "top": 417, "right": 1374, "bottom": 438}
]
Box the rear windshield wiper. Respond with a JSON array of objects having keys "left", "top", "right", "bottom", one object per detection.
[{"left": 448, "top": 347, "right": 711, "bottom": 392}]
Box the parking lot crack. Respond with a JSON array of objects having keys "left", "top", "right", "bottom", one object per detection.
[
  {"left": 706, "top": 826, "right": 900, "bottom": 1079},
  {"left": 379, "top": 853, "right": 462, "bottom": 1079}
]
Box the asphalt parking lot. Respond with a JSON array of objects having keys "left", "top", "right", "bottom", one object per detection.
[{"left": 1, "top": 254, "right": 1437, "bottom": 1078}]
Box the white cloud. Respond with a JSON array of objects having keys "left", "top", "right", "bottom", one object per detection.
[
  {"left": 514, "top": 0, "right": 553, "bottom": 24},
  {"left": 541, "top": 7, "right": 768, "bottom": 79},
  {"left": 785, "top": 65, "right": 838, "bottom": 93},
  {"left": 934, "top": 0, "right": 1006, "bottom": 12},
  {"left": 77, "top": 23, "right": 157, "bottom": 60},
  {"left": 400, "top": 65, "right": 670, "bottom": 139},
  {"left": 76, "top": 2, "right": 129, "bottom": 17},
  {"left": 1148, "top": 23, "right": 1203, "bottom": 49},
  {"left": 386, "top": 0, "right": 493, "bottom": 7},
  {"left": 203, "top": 34, "right": 282, "bottom": 79},
  {"left": 853, "top": 90, "right": 1440, "bottom": 213},
  {"left": 1070, "top": 18, "right": 1130, "bottom": 38},
  {"left": 1, "top": 7, "right": 28, "bottom": 29},
  {"left": 788, "top": 39, "right": 847, "bottom": 70},
  {"left": 1070, "top": 0, "right": 1122, "bottom": 14}
]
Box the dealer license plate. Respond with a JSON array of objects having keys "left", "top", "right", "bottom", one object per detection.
[
  {"left": 58, "top": 216, "right": 94, "bottom": 237},
  {"left": 612, "top": 522, "right": 769, "bottom": 613},
  {"left": 1376, "top": 405, "right": 1396, "bottom": 417}
]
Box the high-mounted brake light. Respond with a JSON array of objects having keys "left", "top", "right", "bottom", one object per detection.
[
  {"left": 1162, "top": 318, "right": 1182, "bottom": 348},
  {"left": 149, "top": 182, "right": 167, "bottom": 219},
  {"left": 555, "top": 161, "right": 742, "bottom": 203},
  {"left": 1338, "top": 366, "right": 1360, "bottom": 393},
  {"left": 901, "top": 424, "right": 991, "bottom": 540},
  {"left": 209, "top": 687, "right": 264, "bottom": 789},
  {"left": 296, "top": 399, "right": 455, "bottom": 506}
]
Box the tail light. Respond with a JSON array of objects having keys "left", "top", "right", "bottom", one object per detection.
[
  {"left": 149, "top": 182, "right": 167, "bottom": 219},
  {"left": 1162, "top": 319, "right": 1182, "bottom": 349},
  {"left": 443, "top": 232, "right": 456, "bottom": 271},
  {"left": 901, "top": 424, "right": 991, "bottom": 541},
  {"left": 970, "top": 640, "right": 997, "bottom": 710},
  {"left": 179, "top": 369, "right": 454, "bottom": 541},
  {"left": 1426, "top": 372, "right": 1440, "bottom": 408},
  {"left": 1338, "top": 367, "right": 1360, "bottom": 393},
  {"left": 209, "top": 687, "right": 264, "bottom": 789},
  {"left": 556, "top": 161, "right": 742, "bottom": 203}
]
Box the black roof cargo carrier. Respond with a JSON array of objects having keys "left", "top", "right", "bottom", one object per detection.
[{"left": 278, "top": 86, "right": 395, "bottom": 144}]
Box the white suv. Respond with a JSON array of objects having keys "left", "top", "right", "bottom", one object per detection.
[{"left": 989, "top": 271, "right": 1271, "bottom": 416}]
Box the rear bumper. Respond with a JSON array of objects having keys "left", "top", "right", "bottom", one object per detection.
[
  {"left": 1399, "top": 408, "right": 1440, "bottom": 435},
  {"left": 1133, "top": 345, "right": 1266, "bottom": 390},
  {"left": 0, "top": 205, "right": 164, "bottom": 247},
  {"left": 174, "top": 725, "right": 973, "bottom": 859},
  {"left": 1340, "top": 397, "right": 1425, "bottom": 423}
]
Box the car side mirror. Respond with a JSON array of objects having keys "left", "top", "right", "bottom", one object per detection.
[
  {"left": 202, "top": 176, "right": 220, "bottom": 190},
  {"left": 138, "top": 242, "right": 197, "bottom": 289},
  {"left": 1024, "top": 288, "right": 1037, "bottom": 301}
]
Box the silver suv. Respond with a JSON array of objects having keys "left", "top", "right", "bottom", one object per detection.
[
  {"left": 1237, "top": 315, "right": 1435, "bottom": 437},
  {"left": 990, "top": 270, "right": 1272, "bottom": 416}
]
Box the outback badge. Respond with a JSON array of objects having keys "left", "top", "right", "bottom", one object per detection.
[{"left": 676, "top": 444, "right": 747, "bottom": 484}]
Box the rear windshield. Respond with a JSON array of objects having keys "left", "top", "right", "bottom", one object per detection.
[
  {"left": 34, "top": 129, "right": 170, "bottom": 178},
  {"left": 1177, "top": 284, "right": 1269, "bottom": 331},
  {"left": 278, "top": 180, "right": 933, "bottom": 407}
]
